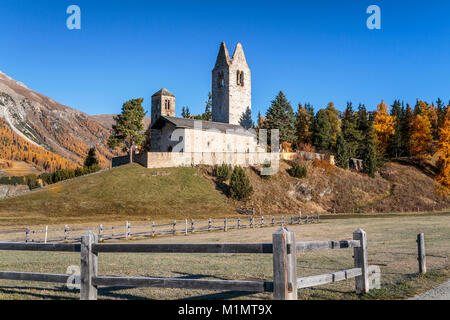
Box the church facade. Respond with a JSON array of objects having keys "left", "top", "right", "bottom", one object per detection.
[{"left": 149, "top": 42, "right": 262, "bottom": 156}]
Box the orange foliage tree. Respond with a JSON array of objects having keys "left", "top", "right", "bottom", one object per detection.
[
  {"left": 436, "top": 109, "right": 450, "bottom": 188},
  {"left": 373, "top": 101, "right": 396, "bottom": 154},
  {"left": 409, "top": 114, "right": 433, "bottom": 157}
]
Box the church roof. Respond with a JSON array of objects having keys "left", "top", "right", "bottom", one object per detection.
[
  {"left": 152, "top": 88, "right": 175, "bottom": 97},
  {"left": 151, "top": 116, "right": 254, "bottom": 136}
]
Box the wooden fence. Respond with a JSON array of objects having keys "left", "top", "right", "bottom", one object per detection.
[
  {"left": 0, "top": 227, "right": 380, "bottom": 300},
  {"left": 0, "top": 214, "right": 319, "bottom": 243}
]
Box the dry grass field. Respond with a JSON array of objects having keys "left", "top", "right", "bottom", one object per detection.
[{"left": 0, "top": 214, "right": 448, "bottom": 300}]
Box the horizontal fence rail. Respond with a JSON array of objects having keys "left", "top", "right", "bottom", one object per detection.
[
  {"left": 92, "top": 276, "right": 273, "bottom": 293},
  {"left": 0, "top": 227, "right": 380, "bottom": 300},
  {"left": 0, "top": 214, "right": 320, "bottom": 243},
  {"left": 92, "top": 243, "right": 273, "bottom": 254}
]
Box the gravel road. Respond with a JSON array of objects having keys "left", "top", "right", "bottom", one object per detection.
[{"left": 408, "top": 279, "right": 450, "bottom": 300}]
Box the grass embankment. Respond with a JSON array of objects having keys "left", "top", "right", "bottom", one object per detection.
[
  {"left": 0, "top": 164, "right": 236, "bottom": 226},
  {"left": 0, "top": 160, "right": 42, "bottom": 177},
  {"left": 0, "top": 215, "right": 448, "bottom": 300}
]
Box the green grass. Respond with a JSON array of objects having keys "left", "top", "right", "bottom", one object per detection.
[
  {"left": 0, "top": 215, "right": 448, "bottom": 300},
  {"left": 0, "top": 164, "right": 236, "bottom": 226}
]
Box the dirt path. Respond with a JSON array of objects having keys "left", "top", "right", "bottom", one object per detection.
[{"left": 408, "top": 279, "right": 450, "bottom": 300}]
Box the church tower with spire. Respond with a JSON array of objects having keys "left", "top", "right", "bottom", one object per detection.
[{"left": 211, "top": 42, "right": 251, "bottom": 125}]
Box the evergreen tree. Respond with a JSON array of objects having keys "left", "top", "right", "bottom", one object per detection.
[
  {"left": 400, "top": 103, "right": 413, "bottom": 156},
  {"left": 388, "top": 100, "right": 403, "bottom": 158},
  {"left": 335, "top": 134, "right": 349, "bottom": 169},
  {"left": 341, "top": 102, "right": 363, "bottom": 159},
  {"left": 202, "top": 92, "right": 212, "bottom": 121},
  {"left": 239, "top": 106, "right": 254, "bottom": 129},
  {"left": 182, "top": 106, "right": 191, "bottom": 118},
  {"left": 84, "top": 147, "right": 99, "bottom": 168},
  {"left": 363, "top": 125, "right": 378, "bottom": 178},
  {"left": 108, "top": 98, "right": 147, "bottom": 164},
  {"left": 264, "top": 91, "right": 296, "bottom": 145},
  {"left": 312, "top": 109, "right": 331, "bottom": 150},
  {"left": 229, "top": 166, "right": 254, "bottom": 200}
]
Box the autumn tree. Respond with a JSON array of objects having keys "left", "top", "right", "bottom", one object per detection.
[
  {"left": 373, "top": 101, "right": 396, "bottom": 157},
  {"left": 436, "top": 108, "right": 450, "bottom": 189},
  {"left": 108, "top": 98, "right": 147, "bottom": 164},
  {"left": 295, "top": 103, "right": 313, "bottom": 145},
  {"left": 325, "top": 102, "right": 341, "bottom": 148},
  {"left": 409, "top": 114, "right": 433, "bottom": 157}
]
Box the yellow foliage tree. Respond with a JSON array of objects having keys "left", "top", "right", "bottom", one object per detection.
[
  {"left": 436, "top": 109, "right": 450, "bottom": 189},
  {"left": 409, "top": 114, "right": 433, "bottom": 156},
  {"left": 373, "top": 101, "right": 396, "bottom": 154}
]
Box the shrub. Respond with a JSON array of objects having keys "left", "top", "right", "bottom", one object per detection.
[
  {"left": 260, "top": 161, "right": 272, "bottom": 180},
  {"left": 288, "top": 163, "right": 307, "bottom": 179},
  {"left": 229, "top": 166, "right": 253, "bottom": 200},
  {"left": 213, "top": 164, "right": 232, "bottom": 183},
  {"left": 312, "top": 159, "right": 335, "bottom": 174}
]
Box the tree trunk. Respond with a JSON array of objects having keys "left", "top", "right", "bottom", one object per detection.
[{"left": 129, "top": 141, "right": 135, "bottom": 164}]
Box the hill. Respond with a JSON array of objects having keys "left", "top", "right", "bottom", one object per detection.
[
  {"left": 0, "top": 70, "right": 119, "bottom": 168},
  {"left": 0, "top": 159, "right": 42, "bottom": 177},
  {"left": 0, "top": 160, "right": 447, "bottom": 226}
]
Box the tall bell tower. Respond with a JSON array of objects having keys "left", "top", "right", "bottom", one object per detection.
[{"left": 211, "top": 42, "right": 251, "bottom": 125}]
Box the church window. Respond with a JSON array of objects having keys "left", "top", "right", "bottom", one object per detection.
[
  {"left": 217, "top": 71, "right": 225, "bottom": 88},
  {"left": 239, "top": 71, "right": 244, "bottom": 86}
]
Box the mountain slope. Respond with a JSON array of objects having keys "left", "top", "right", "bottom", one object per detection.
[{"left": 0, "top": 71, "right": 119, "bottom": 168}]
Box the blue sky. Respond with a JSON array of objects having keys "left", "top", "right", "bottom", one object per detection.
[{"left": 1, "top": 0, "right": 449, "bottom": 121}]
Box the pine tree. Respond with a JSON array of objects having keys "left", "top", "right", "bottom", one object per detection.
[
  {"left": 83, "top": 147, "right": 99, "bottom": 169},
  {"left": 335, "top": 134, "right": 349, "bottom": 169},
  {"left": 312, "top": 109, "right": 331, "bottom": 150},
  {"left": 341, "top": 102, "right": 363, "bottom": 159},
  {"left": 264, "top": 91, "right": 296, "bottom": 145},
  {"left": 400, "top": 103, "right": 413, "bottom": 156},
  {"left": 202, "top": 92, "right": 212, "bottom": 121},
  {"left": 239, "top": 107, "right": 254, "bottom": 129},
  {"left": 363, "top": 125, "right": 378, "bottom": 178},
  {"left": 229, "top": 166, "right": 254, "bottom": 200},
  {"left": 325, "top": 102, "right": 341, "bottom": 148},
  {"left": 108, "top": 98, "right": 147, "bottom": 164},
  {"left": 388, "top": 100, "right": 403, "bottom": 158}
]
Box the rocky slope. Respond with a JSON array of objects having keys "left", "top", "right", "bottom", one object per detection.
[{"left": 0, "top": 71, "right": 119, "bottom": 168}]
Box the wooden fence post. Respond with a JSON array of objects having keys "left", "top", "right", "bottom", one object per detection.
[
  {"left": 80, "top": 231, "right": 98, "bottom": 300},
  {"left": 172, "top": 221, "right": 176, "bottom": 236},
  {"left": 126, "top": 221, "right": 131, "bottom": 239},
  {"left": 208, "top": 218, "right": 212, "bottom": 232},
  {"left": 185, "top": 219, "right": 188, "bottom": 236},
  {"left": 25, "top": 228, "right": 30, "bottom": 243},
  {"left": 64, "top": 225, "right": 69, "bottom": 241},
  {"left": 282, "top": 216, "right": 285, "bottom": 226},
  {"left": 272, "top": 217, "right": 275, "bottom": 226},
  {"left": 250, "top": 216, "right": 253, "bottom": 228},
  {"left": 261, "top": 216, "right": 264, "bottom": 227},
  {"left": 191, "top": 220, "right": 195, "bottom": 234},
  {"left": 98, "top": 224, "right": 103, "bottom": 242},
  {"left": 272, "top": 227, "right": 297, "bottom": 300},
  {"left": 44, "top": 226, "right": 48, "bottom": 243},
  {"left": 417, "top": 233, "right": 427, "bottom": 274},
  {"left": 353, "top": 228, "right": 369, "bottom": 294},
  {"left": 237, "top": 217, "right": 241, "bottom": 229},
  {"left": 290, "top": 216, "right": 293, "bottom": 225},
  {"left": 224, "top": 218, "right": 227, "bottom": 232},
  {"left": 152, "top": 222, "right": 155, "bottom": 237}
]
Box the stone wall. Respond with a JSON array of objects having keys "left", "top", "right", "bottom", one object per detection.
[{"left": 0, "top": 184, "right": 29, "bottom": 199}]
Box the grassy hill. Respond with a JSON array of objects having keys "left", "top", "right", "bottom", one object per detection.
[
  {"left": 0, "top": 164, "right": 236, "bottom": 226},
  {"left": 0, "top": 159, "right": 448, "bottom": 227}
]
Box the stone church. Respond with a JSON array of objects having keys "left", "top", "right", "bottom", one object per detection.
[{"left": 149, "top": 42, "right": 262, "bottom": 155}]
